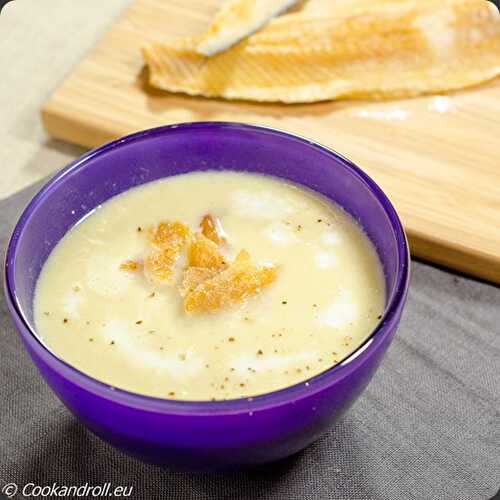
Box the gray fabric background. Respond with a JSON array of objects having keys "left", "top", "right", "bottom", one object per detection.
[{"left": 0, "top": 182, "right": 499, "bottom": 500}]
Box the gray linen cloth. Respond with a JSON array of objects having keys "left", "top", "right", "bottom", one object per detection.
[{"left": 0, "top": 182, "right": 498, "bottom": 500}]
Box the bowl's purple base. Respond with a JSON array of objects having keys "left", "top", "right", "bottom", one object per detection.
[
  {"left": 16, "top": 306, "right": 400, "bottom": 471},
  {"left": 5, "top": 123, "right": 409, "bottom": 470}
]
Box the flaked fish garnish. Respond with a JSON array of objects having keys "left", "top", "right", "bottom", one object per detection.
[
  {"left": 187, "top": 232, "right": 227, "bottom": 269},
  {"left": 119, "top": 259, "right": 141, "bottom": 271},
  {"left": 200, "top": 214, "right": 226, "bottom": 245},
  {"left": 122, "top": 216, "right": 279, "bottom": 311},
  {"left": 180, "top": 266, "right": 221, "bottom": 297},
  {"left": 143, "top": 221, "right": 190, "bottom": 284},
  {"left": 183, "top": 250, "right": 279, "bottom": 313}
]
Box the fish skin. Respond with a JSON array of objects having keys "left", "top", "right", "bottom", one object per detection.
[
  {"left": 143, "top": 0, "right": 500, "bottom": 103},
  {"left": 196, "top": 0, "right": 299, "bottom": 56}
]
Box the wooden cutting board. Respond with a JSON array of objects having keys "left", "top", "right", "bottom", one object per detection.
[{"left": 41, "top": 0, "right": 500, "bottom": 284}]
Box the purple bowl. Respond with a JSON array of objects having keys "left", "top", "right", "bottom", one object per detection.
[{"left": 4, "top": 122, "right": 410, "bottom": 471}]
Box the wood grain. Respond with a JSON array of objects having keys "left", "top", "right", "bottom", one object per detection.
[{"left": 41, "top": 0, "right": 500, "bottom": 283}]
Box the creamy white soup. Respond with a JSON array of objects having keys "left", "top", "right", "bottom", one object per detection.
[{"left": 34, "top": 171, "right": 385, "bottom": 400}]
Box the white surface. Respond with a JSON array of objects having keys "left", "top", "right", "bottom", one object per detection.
[{"left": 0, "top": 0, "right": 130, "bottom": 199}]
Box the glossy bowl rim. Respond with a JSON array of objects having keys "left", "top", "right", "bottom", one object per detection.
[{"left": 4, "top": 121, "right": 410, "bottom": 415}]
